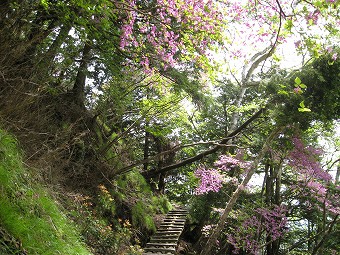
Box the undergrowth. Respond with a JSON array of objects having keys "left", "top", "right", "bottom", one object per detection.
[
  {"left": 67, "top": 170, "right": 173, "bottom": 254},
  {"left": 0, "top": 129, "right": 91, "bottom": 255},
  {"left": 0, "top": 129, "right": 173, "bottom": 255}
]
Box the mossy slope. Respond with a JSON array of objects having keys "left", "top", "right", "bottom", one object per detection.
[{"left": 0, "top": 129, "right": 92, "bottom": 255}]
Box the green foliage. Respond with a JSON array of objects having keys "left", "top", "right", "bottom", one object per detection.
[
  {"left": 131, "top": 201, "right": 156, "bottom": 233},
  {"left": 151, "top": 196, "right": 172, "bottom": 214},
  {"left": 111, "top": 170, "right": 172, "bottom": 232},
  {"left": 0, "top": 129, "right": 91, "bottom": 255},
  {"left": 166, "top": 171, "right": 198, "bottom": 204},
  {"left": 69, "top": 193, "right": 142, "bottom": 255},
  {"left": 265, "top": 52, "right": 340, "bottom": 130}
]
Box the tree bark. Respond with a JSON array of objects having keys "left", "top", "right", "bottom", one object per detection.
[
  {"left": 335, "top": 162, "right": 340, "bottom": 185},
  {"left": 71, "top": 41, "right": 92, "bottom": 107},
  {"left": 311, "top": 215, "right": 339, "bottom": 255},
  {"left": 143, "top": 121, "right": 151, "bottom": 171},
  {"left": 44, "top": 23, "right": 72, "bottom": 70}
]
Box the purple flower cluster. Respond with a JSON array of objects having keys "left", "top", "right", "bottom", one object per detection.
[
  {"left": 119, "top": 0, "right": 223, "bottom": 72},
  {"left": 194, "top": 153, "right": 252, "bottom": 195},
  {"left": 215, "top": 154, "right": 252, "bottom": 172},
  {"left": 288, "top": 136, "right": 339, "bottom": 215},
  {"left": 288, "top": 137, "right": 332, "bottom": 182},
  {"left": 227, "top": 205, "right": 288, "bottom": 254},
  {"left": 194, "top": 167, "right": 224, "bottom": 195}
]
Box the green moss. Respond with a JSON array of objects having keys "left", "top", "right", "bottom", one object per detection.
[
  {"left": 0, "top": 129, "right": 92, "bottom": 255},
  {"left": 131, "top": 201, "right": 156, "bottom": 232},
  {"left": 152, "top": 196, "right": 172, "bottom": 214}
]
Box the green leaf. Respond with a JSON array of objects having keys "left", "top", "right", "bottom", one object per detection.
[
  {"left": 294, "top": 77, "right": 301, "bottom": 85},
  {"left": 40, "top": 0, "right": 49, "bottom": 8},
  {"left": 284, "top": 19, "right": 293, "bottom": 32},
  {"left": 299, "top": 83, "right": 307, "bottom": 89},
  {"left": 278, "top": 90, "right": 289, "bottom": 96},
  {"left": 298, "top": 101, "right": 311, "bottom": 112},
  {"left": 298, "top": 107, "right": 311, "bottom": 112}
]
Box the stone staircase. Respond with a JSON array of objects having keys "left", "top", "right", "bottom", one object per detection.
[{"left": 142, "top": 208, "right": 188, "bottom": 255}]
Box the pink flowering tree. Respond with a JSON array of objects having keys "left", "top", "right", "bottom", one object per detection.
[
  {"left": 116, "top": 0, "right": 340, "bottom": 77},
  {"left": 287, "top": 136, "right": 339, "bottom": 213},
  {"left": 193, "top": 130, "right": 339, "bottom": 255},
  {"left": 194, "top": 153, "right": 252, "bottom": 195},
  {"left": 118, "top": 0, "right": 224, "bottom": 72},
  {"left": 227, "top": 205, "right": 288, "bottom": 254}
]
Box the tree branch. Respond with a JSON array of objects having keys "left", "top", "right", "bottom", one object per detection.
[{"left": 142, "top": 106, "right": 266, "bottom": 178}]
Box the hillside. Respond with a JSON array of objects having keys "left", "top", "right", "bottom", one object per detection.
[{"left": 1, "top": 1, "right": 339, "bottom": 255}]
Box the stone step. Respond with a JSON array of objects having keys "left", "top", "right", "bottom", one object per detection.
[
  {"left": 160, "top": 221, "right": 185, "bottom": 226},
  {"left": 164, "top": 216, "right": 186, "bottom": 220},
  {"left": 168, "top": 211, "right": 188, "bottom": 214},
  {"left": 168, "top": 211, "right": 188, "bottom": 216},
  {"left": 143, "top": 207, "right": 188, "bottom": 255},
  {"left": 163, "top": 218, "right": 186, "bottom": 222},
  {"left": 144, "top": 247, "right": 176, "bottom": 253},
  {"left": 157, "top": 229, "right": 182, "bottom": 233},
  {"left": 151, "top": 233, "right": 180, "bottom": 238},
  {"left": 158, "top": 226, "right": 183, "bottom": 230},
  {"left": 152, "top": 234, "right": 180, "bottom": 239},
  {"left": 150, "top": 238, "right": 178, "bottom": 243},
  {"left": 146, "top": 243, "right": 177, "bottom": 248},
  {"left": 170, "top": 209, "right": 188, "bottom": 212},
  {"left": 143, "top": 253, "right": 174, "bottom": 255},
  {"left": 159, "top": 224, "right": 184, "bottom": 227},
  {"left": 152, "top": 235, "right": 180, "bottom": 240},
  {"left": 156, "top": 228, "right": 182, "bottom": 232}
]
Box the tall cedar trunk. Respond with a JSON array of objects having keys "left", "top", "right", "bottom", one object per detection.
[
  {"left": 311, "top": 215, "right": 339, "bottom": 255},
  {"left": 155, "top": 137, "right": 167, "bottom": 194},
  {"left": 15, "top": 9, "right": 57, "bottom": 68},
  {"left": 265, "top": 164, "right": 274, "bottom": 255},
  {"left": 71, "top": 42, "right": 91, "bottom": 107},
  {"left": 43, "top": 23, "right": 72, "bottom": 72},
  {"left": 143, "top": 121, "right": 151, "bottom": 171},
  {"left": 272, "top": 164, "right": 282, "bottom": 253},
  {"left": 264, "top": 162, "right": 282, "bottom": 255}
]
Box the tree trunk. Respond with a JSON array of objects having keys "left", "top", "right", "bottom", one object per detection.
[
  {"left": 43, "top": 23, "right": 72, "bottom": 71},
  {"left": 0, "top": 0, "right": 10, "bottom": 28},
  {"left": 335, "top": 163, "right": 340, "bottom": 185},
  {"left": 143, "top": 121, "right": 151, "bottom": 171},
  {"left": 311, "top": 215, "right": 339, "bottom": 255},
  {"left": 71, "top": 42, "right": 92, "bottom": 107},
  {"left": 229, "top": 86, "right": 247, "bottom": 132}
]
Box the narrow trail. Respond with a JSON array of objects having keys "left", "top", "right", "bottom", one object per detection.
[{"left": 142, "top": 208, "right": 188, "bottom": 255}]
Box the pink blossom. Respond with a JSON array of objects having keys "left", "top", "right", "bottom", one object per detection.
[
  {"left": 332, "top": 52, "right": 338, "bottom": 61},
  {"left": 194, "top": 167, "right": 224, "bottom": 195},
  {"left": 227, "top": 205, "right": 288, "bottom": 254},
  {"left": 293, "top": 87, "right": 302, "bottom": 94},
  {"left": 327, "top": 46, "right": 333, "bottom": 53},
  {"left": 294, "top": 40, "right": 302, "bottom": 48},
  {"left": 306, "top": 10, "right": 320, "bottom": 25}
]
